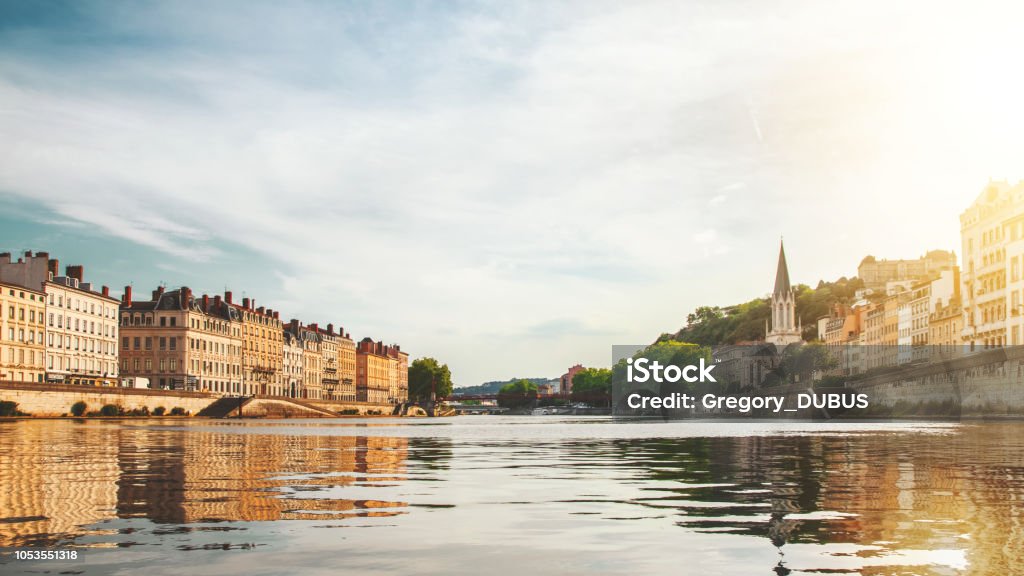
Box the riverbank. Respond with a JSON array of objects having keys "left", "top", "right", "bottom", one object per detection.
[{"left": 0, "top": 381, "right": 400, "bottom": 418}]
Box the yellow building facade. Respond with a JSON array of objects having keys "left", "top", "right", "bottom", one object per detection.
[
  {"left": 0, "top": 281, "right": 46, "bottom": 383},
  {"left": 229, "top": 293, "right": 284, "bottom": 397}
]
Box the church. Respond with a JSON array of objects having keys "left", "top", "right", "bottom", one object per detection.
[{"left": 765, "top": 240, "right": 803, "bottom": 347}]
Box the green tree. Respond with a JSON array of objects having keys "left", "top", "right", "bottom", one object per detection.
[
  {"left": 570, "top": 367, "right": 612, "bottom": 406},
  {"left": 781, "top": 342, "right": 837, "bottom": 384},
  {"left": 672, "top": 276, "right": 866, "bottom": 345},
  {"left": 408, "top": 357, "right": 453, "bottom": 403},
  {"left": 614, "top": 342, "right": 720, "bottom": 398},
  {"left": 497, "top": 379, "right": 538, "bottom": 408}
]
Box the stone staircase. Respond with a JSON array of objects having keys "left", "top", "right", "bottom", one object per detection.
[{"left": 196, "top": 397, "right": 252, "bottom": 418}]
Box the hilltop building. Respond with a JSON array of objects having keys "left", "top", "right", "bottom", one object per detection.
[{"left": 858, "top": 251, "right": 956, "bottom": 290}]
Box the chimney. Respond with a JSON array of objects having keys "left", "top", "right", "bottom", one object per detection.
[
  {"left": 65, "top": 265, "right": 84, "bottom": 282},
  {"left": 101, "top": 285, "right": 109, "bottom": 298},
  {"left": 202, "top": 294, "right": 209, "bottom": 311},
  {"left": 47, "top": 258, "right": 58, "bottom": 278},
  {"left": 36, "top": 251, "right": 48, "bottom": 259},
  {"left": 225, "top": 291, "right": 233, "bottom": 305},
  {"left": 257, "top": 306, "right": 265, "bottom": 315},
  {"left": 214, "top": 295, "right": 222, "bottom": 310},
  {"left": 24, "top": 250, "right": 33, "bottom": 258},
  {"left": 242, "top": 297, "right": 250, "bottom": 309},
  {"left": 250, "top": 299, "right": 256, "bottom": 311},
  {"left": 123, "top": 285, "right": 133, "bottom": 306},
  {"left": 309, "top": 323, "right": 319, "bottom": 333},
  {"left": 274, "top": 311, "right": 280, "bottom": 320},
  {"left": 327, "top": 323, "right": 334, "bottom": 335}
]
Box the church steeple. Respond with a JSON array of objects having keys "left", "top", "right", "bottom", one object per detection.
[
  {"left": 766, "top": 238, "right": 802, "bottom": 347},
  {"left": 773, "top": 240, "right": 791, "bottom": 296}
]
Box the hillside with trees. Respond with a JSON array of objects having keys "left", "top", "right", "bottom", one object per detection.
[
  {"left": 664, "top": 277, "right": 864, "bottom": 346},
  {"left": 454, "top": 377, "right": 553, "bottom": 396}
]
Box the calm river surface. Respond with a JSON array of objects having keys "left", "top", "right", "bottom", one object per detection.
[{"left": 1, "top": 417, "right": 1022, "bottom": 575}]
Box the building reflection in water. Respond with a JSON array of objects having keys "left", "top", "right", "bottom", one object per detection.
[
  {"left": 621, "top": 430, "right": 1024, "bottom": 575},
  {"left": 1, "top": 421, "right": 1022, "bottom": 574},
  {"left": 0, "top": 421, "right": 410, "bottom": 547},
  {"left": 0, "top": 422, "right": 120, "bottom": 547}
]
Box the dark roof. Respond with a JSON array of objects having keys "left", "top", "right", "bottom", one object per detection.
[
  {"left": 773, "top": 241, "right": 791, "bottom": 295},
  {"left": 122, "top": 287, "right": 240, "bottom": 321}
]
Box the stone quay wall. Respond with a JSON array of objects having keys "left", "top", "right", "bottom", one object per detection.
[
  {"left": 0, "top": 381, "right": 405, "bottom": 418},
  {"left": 0, "top": 381, "right": 216, "bottom": 416},
  {"left": 851, "top": 347, "right": 1024, "bottom": 416}
]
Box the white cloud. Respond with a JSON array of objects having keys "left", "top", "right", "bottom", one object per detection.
[{"left": 1, "top": 1, "right": 1021, "bottom": 384}]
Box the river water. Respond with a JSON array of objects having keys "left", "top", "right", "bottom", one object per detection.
[{"left": 0, "top": 416, "right": 1022, "bottom": 575}]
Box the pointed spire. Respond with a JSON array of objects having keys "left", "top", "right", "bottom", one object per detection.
[{"left": 773, "top": 239, "right": 791, "bottom": 296}]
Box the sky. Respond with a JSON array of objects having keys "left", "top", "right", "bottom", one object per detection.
[{"left": 1, "top": 1, "right": 1023, "bottom": 386}]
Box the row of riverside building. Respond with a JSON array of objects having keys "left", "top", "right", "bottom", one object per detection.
[
  {"left": 0, "top": 251, "right": 408, "bottom": 404},
  {"left": 816, "top": 180, "right": 1024, "bottom": 373}
]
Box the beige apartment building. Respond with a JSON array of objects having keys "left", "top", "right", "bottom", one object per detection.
[
  {"left": 930, "top": 298, "right": 963, "bottom": 351},
  {"left": 356, "top": 338, "right": 391, "bottom": 403},
  {"left": 227, "top": 293, "right": 284, "bottom": 397},
  {"left": 338, "top": 331, "right": 356, "bottom": 402},
  {"left": 959, "top": 180, "right": 1024, "bottom": 348},
  {"left": 301, "top": 327, "right": 323, "bottom": 400},
  {"left": 388, "top": 346, "right": 409, "bottom": 403},
  {"left": 313, "top": 324, "right": 339, "bottom": 400},
  {"left": 304, "top": 323, "right": 357, "bottom": 401},
  {"left": 0, "top": 281, "right": 46, "bottom": 383},
  {"left": 285, "top": 321, "right": 324, "bottom": 400},
  {"left": 282, "top": 330, "right": 304, "bottom": 399},
  {"left": 0, "top": 252, "right": 119, "bottom": 385},
  {"left": 119, "top": 287, "right": 243, "bottom": 394},
  {"left": 356, "top": 338, "right": 408, "bottom": 404}
]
